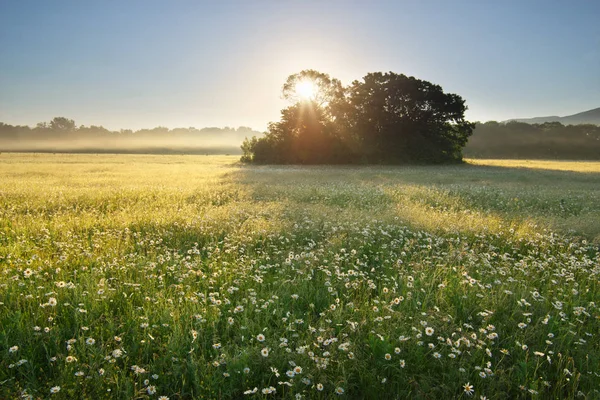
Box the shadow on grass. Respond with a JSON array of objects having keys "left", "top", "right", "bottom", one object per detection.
[{"left": 227, "top": 162, "right": 600, "bottom": 242}]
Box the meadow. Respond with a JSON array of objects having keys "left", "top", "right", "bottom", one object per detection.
[{"left": 0, "top": 154, "right": 598, "bottom": 399}]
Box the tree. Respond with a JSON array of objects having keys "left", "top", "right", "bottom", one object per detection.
[
  {"left": 281, "top": 69, "right": 344, "bottom": 108},
  {"left": 49, "top": 117, "right": 76, "bottom": 132},
  {"left": 344, "top": 72, "right": 474, "bottom": 163},
  {"left": 242, "top": 70, "right": 474, "bottom": 164}
]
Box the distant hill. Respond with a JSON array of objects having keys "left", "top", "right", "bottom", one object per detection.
[{"left": 507, "top": 107, "right": 600, "bottom": 125}]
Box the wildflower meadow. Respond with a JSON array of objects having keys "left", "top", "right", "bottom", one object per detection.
[{"left": 1, "top": 154, "right": 598, "bottom": 399}]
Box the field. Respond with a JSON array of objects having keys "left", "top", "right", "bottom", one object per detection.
[{"left": 1, "top": 154, "right": 599, "bottom": 399}]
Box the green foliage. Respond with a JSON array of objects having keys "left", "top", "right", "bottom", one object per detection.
[
  {"left": 242, "top": 70, "right": 475, "bottom": 164},
  {"left": 1, "top": 155, "right": 599, "bottom": 399}
]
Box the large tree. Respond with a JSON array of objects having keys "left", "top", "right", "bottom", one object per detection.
[
  {"left": 242, "top": 70, "right": 474, "bottom": 164},
  {"left": 344, "top": 72, "right": 474, "bottom": 163}
]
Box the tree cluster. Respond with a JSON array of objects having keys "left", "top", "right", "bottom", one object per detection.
[
  {"left": 464, "top": 121, "right": 600, "bottom": 160},
  {"left": 241, "top": 70, "right": 475, "bottom": 164}
]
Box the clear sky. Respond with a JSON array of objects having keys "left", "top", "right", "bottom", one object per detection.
[{"left": 1, "top": 0, "right": 599, "bottom": 131}]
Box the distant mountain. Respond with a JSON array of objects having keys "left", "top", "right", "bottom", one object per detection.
[{"left": 507, "top": 107, "right": 600, "bottom": 125}]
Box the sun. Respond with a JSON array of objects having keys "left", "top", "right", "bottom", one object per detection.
[{"left": 294, "top": 80, "right": 316, "bottom": 101}]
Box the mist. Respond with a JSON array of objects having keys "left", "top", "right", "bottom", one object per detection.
[{"left": 0, "top": 119, "right": 263, "bottom": 154}]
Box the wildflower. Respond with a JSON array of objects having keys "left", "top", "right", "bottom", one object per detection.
[
  {"left": 316, "top": 383, "right": 324, "bottom": 391},
  {"left": 335, "top": 387, "right": 345, "bottom": 395},
  {"left": 384, "top": 353, "right": 391, "bottom": 360},
  {"left": 261, "top": 386, "right": 276, "bottom": 394},
  {"left": 147, "top": 386, "right": 157, "bottom": 395},
  {"left": 74, "top": 371, "right": 85, "bottom": 377},
  {"left": 479, "top": 372, "right": 486, "bottom": 378},
  {"left": 9, "top": 346, "right": 18, "bottom": 353},
  {"left": 395, "top": 347, "right": 401, "bottom": 354},
  {"left": 257, "top": 334, "right": 265, "bottom": 342},
  {"left": 213, "top": 343, "right": 221, "bottom": 349},
  {"left": 425, "top": 327, "right": 434, "bottom": 336},
  {"left": 243, "top": 367, "right": 250, "bottom": 374},
  {"left": 293, "top": 366, "right": 303, "bottom": 374},
  {"left": 399, "top": 359, "right": 406, "bottom": 368},
  {"left": 66, "top": 356, "right": 77, "bottom": 363},
  {"left": 261, "top": 347, "right": 269, "bottom": 357},
  {"left": 463, "top": 382, "right": 474, "bottom": 396},
  {"left": 50, "top": 386, "right": 61, "bottom": 394},
  {"left": 47, "top": 297, "right": 57, "bottom": 307},
  {"left": 86, "top": 338, "right": 96, "bottom": 345},
  {"left": 433, "top": 352, "right": 441, "bottom": 359},
  {"left": 158, "top": 397, "right": 169, "bottom": 400}
]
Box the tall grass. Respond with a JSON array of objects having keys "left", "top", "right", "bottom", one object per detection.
[{"left": 1, "top": 154, "right": 598, "bottom": 399}]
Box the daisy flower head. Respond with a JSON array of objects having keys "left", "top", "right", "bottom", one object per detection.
[
  {"left": 463, "top": 382, "right": 474, "bottom": 396},
  {"left": 261, "top": 347, "right": 269, "bottom": 357}
]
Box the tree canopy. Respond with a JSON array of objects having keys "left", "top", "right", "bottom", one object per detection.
[{"left": 241, "top": 70, "right": 475, "bottom": 164}]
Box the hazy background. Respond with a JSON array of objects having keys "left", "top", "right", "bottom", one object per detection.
[{"left": 1, "top": 0, "right": 599, "bottom": 131}]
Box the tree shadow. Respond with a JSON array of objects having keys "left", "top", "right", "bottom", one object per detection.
[{"left": 228, "top": 162, "right": 600, "bottom": 242}]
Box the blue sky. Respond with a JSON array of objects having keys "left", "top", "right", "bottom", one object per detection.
[{"left": 1, "top": 0, "right": 599, "bottom": 130}]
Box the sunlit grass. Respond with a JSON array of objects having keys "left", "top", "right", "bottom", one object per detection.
[
  {"left": 467, "top": 158, "right": 600, "bottom": 173},
  {"left": 0, "top": 154, "right": 598, "bottom": 399}
]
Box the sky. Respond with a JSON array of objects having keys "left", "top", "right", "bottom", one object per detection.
[{"left": 1, "top": 0, "right": 599, "bottom": 131}]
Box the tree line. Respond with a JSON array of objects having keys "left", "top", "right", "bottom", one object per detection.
[
  {"left": 464, "top": 121, "right": 600, "bottom": 160},
  {"left": 2, "top": 101, "right": 598, "bottom": 160},
  {"left": 241, "top": 70, "right": 474, "bottom": 164},
  {"left": 0, "top": 118, "right": 260, "bottom": 154}
]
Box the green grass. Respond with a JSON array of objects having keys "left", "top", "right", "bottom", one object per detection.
[{"left": 1, "top": 154, "right": 598, "bottom": 399}]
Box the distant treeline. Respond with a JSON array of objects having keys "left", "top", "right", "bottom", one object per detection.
[
  {"left": 3, "top": 117, "right": 600, "bottom": 160},
  {"left": 464, "top": 121, "right": 600, "bottom": 160},
  {"left": 0, "top": 117, "right": 260, "bottom": 154}
]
